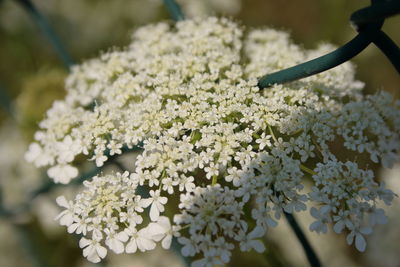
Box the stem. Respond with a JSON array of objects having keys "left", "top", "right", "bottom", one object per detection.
[
  {"left": 267, "top": 125, "right": 278, "bottom": 143},
  {"left": 300, "top": 164, "right": 317, "bottom": 176},
  {"left": 211, "top": 175, "right": 218, "bottom": 185},
  {"left": 1, "top": 177, "right": 16, "bottom": 218},
  {"left": 14, "top": 224, "right": 50, "bottom": 267},
  {"left": 0, "top": 82, "right": 16, "bottom": 118},
  {"left": 284, "top": 212, "right": 322, "bottom": 267},
  {"left": 112, "top": 160, "right": 126, "bottom": 172},
  {"left": 163, "top": 0, "right": 185, "bottom": 21},
  {"left": 16, "top": 0, "right": 74, "bottom": 69},
  {"left": 258, "top": 24, "right": 382, "bottom": 88}
]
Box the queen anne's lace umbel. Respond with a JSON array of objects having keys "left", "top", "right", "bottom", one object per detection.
[{"left": 26, "top": 17, "right": 400, "bottom": 265}]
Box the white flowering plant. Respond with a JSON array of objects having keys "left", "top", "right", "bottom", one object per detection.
[{"left": 22, "top": 6, "right": 400, "bottom": 267}]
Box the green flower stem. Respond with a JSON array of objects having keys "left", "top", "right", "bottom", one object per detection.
[
  {"left": 211, "top": 175, "right": 218, "bottom": 185},
  {"left": 0, "top": 83, "right": 16, "bottom": 118},
  {"left": 300, "top": 164, "right": 317, "bottom": 176},
  {"left": 267, "top": 119, "right": 320, "bottom": 267},
  {"left": 350, "top": 0, "right": 400, "bottom": 27},
  {"left": 15, "top": 0, "right": 74, "bottom": 69},
  {"left": 267, "top": 125, "right": 278, "bottom": 143},
  {"left": 163, "top": 0, "right": 185, "bottom": 21},
  {"left": 258, "top": 23, "right": 382, "bottom": 88},
  {"left": 284, "top": 212, "right": 322, "bottom": 267},
  {"left": 0, "top": 189, "right": 12, "bottom": 218},
  {"left": 14, "top": 224, "right": 50, "bottom": 267},
  {"left": 373, "top": 30, "right": 400, "bottom": 73},
  {"left": 262, "top": 242, "right": 291, "bottom": 267}
]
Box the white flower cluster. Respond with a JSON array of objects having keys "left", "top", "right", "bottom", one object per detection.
[
  {"left": 56, "top": 171, "right": 173, "bottom": 263},
  {"left": 309, "top": 161, "right": 393, "bottom": 251},
  {"left": 26, "top": 17, "right": 400, "bottom": 265}
]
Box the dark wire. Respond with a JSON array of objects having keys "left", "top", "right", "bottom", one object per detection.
[{"left": 258, "top": 0, "right": 399, "bottom": 88}]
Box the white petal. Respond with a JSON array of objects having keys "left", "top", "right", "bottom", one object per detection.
[
  {"left": 360, "top": 227, "right": 372, "bottom": 235},
  {"left": 137, "top": 237, "right": 156, "bottom": 251},
  {"left": 56, "top": 196, "right": 70, "bottom": 208},
  {"left": 117, "top": 231, "right": 129, "bottom": 242},
  {"left": 66, "top": 165, "right": 78, "bottom": 178},
  {"left": 155, "top": 201, "right": 165, "bottom": 212},
  {"left": 108, "top": 239, "right": 124, "bottom": 254},
  {"left": 150, "top": 203, "right": 160, "bottom": 221},
  {"left": 333, "top": 221, "right": 344, "bottom": 234},
  {"left": 59, "top": 213, "right": 74, "bottom": 226},
  {"left": 92, "top": 229, "right": 103, "bottom": 240},
  {"left": 79, "top": 237, "right": 91, "bottom": 248},
  {"left": 310, "top": 207, "right": 319, "bottom": 218},
  {"left": 85, "top": 248, "right": 100, "bottom": 263},
  {"left": 181, "top": 246, "right": 191, "bottom": 257},
  {"left": 250, "top": 240, "right": 265, "bottom": 253},
  {"left": 83, "top": 245, "right": 94, "bottom": 257},
  {"left": 248, "top": 226, "right": 265, "bottom": 239},
  {"left": 159, "top": 196, "right": 168, "bottom": 205},
  {"left": 125, "top": 240, "right": 137, "bottom": 253},
  {"left": 141, "top": 198, "right": 153, "bottom": 208},
  {"left": 25, "top": 143, "right": 41, "bottom": 162},
  {"left": 96, "top": 245, "right": 107, "bottom": 258},
  {"left": 161, "top": 235, "right": 172, "bottom": 249},
  {"left": 266, "top": 218, "right": 278, "bottom": 228},
  {"left": 346, "top": 233, "right": 354, "bottom": 245},
  {"left": 86, "top": 254, "right": 100, "bottom": 263},
  {"left": 179, "top": 237, "right": 195, "bottom": 257},
  {"left": 148, "top": 223, "right": 165, "bottom": 241},
  {"left": 67, "top": 223, "right": 79, "bottom": 234},
  {"left": 48, "top": 165, "right": 78, "bottom": 184},
  {"left": 355, "top": 234, "right": 366, "bottom": 252},
  {"left": 158, "top": 216, "right": 171, "bottom": 230}
]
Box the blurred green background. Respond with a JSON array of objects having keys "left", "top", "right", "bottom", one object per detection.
[{"left": 0, "top": 0, "right": 399, "bottom": 267}]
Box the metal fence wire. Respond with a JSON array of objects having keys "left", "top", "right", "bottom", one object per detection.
[
  {"left": 258, "top": 0, "right": 400, "bottom": 88},
  {"left": 0, "top": 1, "right": 399, "bottom": 267}
]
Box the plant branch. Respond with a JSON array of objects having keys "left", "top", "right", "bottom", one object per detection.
[
  {"left": 14, "top": 224, "right": 50, "bottom": 267},
  {"left": 163, "top": 0, "right": 185, "bottom": 21},
  {"left": 0, "top": 82, "right": 16, "bottom": 118},
  {"left": 284, "top": 212, "right": 322, "bottom": 267},
  {"left": 15, "top": 0, "right": 74, "bottom": 69}
]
